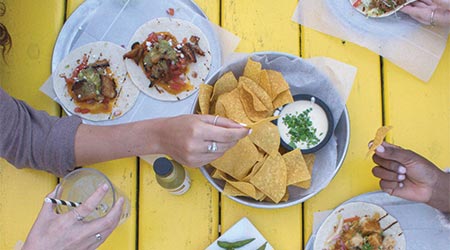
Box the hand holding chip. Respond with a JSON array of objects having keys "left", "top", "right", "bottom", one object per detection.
[
  {"left": 370, "top": 141, "right": 450, "bottom": 213},
  {"left": 153, "top": 114, "right": 250, "bottom": 168}
]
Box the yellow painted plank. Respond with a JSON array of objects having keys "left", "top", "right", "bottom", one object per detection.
[
  {"left": 87, "top": 161, "right": 137, "bottom": 250},
  {"left": 66, "top": 0, "right": 85, "bottom": 17},
  {"left": 222, "top": 0, "right": 300, "bottom": 54},
  {"left": 221, "top": 1, "right": 302, "bottom": 249},
  {"left": 138, "top": 1, "right": 221, "bottom": 249},
  {"left": 0, "top": 0, "right": 65, "bottom": 249},
  {"left": 139, "top": 166, "right": 219, "bottom": 249},
  {"left": 301, "top": 28, "right": 383, "bottom": 243},
  {"left": 383, "top": 40, "right": 450, "bottom": 169}
]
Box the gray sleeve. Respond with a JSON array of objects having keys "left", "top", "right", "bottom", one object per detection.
[{"left": 0, "top": 88, "right": 82, "bottom": 177}]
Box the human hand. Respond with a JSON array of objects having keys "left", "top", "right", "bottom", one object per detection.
[
  {"left": 22, "top": 184, "right": 124, "bottom": 250},
  {"left": 370, "top": 141, "right": 450, "bottom": 212},
  {"left": 152, "top": 114, "right": 250, "bottom": 167},
  {"left": 401, "top": 0, "right": 450, "bottom": 26}
]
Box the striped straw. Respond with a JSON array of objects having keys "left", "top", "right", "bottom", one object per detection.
[{"left": 45, "top": 197, "right": 81, "bottom": 207}]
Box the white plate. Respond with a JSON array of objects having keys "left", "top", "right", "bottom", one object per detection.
[
  {"left": 313, "top": 201, "right": 406, "bottom": 250},
  {"left": 206, "top": 217, "right": 273, "bottom": 250}
]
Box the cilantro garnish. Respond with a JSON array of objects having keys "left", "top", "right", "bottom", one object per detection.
[{"left": 282, "top": 108, "right": 321, "bottom": 148}]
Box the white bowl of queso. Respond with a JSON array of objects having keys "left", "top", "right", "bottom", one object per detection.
[{"left": 275, "top": 94, "right": 333, "bottom": 154}]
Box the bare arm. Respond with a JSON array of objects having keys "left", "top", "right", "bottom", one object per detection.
[{"left": 74, "top": 115, "right": 249, "bottom": 168}]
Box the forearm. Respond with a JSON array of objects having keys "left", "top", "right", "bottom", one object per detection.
[
  {"left": 427, "top": 172, "right": 450, "bottom": 213},
  {"left": 74, "top": 119, "right": 165, "bottom": 166}
]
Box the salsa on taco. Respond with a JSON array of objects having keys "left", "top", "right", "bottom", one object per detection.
[
  {"left": 124, "top": 31, "right": 205, "bottom": 95},
  {"left": 62, "top": 57, "right": 118, "bottom": 114},
  {"left": 124, "top": 18, "right": 212, "bottom": 101},
  {"left": 352, "top": 0, "right": 408, "bottom": 17},
  {"left": 53, "top": 41, "right": 139, "bottom": 121}
]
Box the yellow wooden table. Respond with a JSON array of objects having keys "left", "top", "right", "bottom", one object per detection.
[{"left": 0, "top": 0, "right": 449, "bottom": 249}]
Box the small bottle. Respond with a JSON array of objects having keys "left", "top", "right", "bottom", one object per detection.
[{"left": 153, "top": 157, "right": 191, "bottom": 195}]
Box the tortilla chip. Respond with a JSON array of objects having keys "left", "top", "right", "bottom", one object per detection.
[
  {"left": 198, "top": 84, "right": 213, "bottom": 114},
  {"left": 263, "top": 188, "right": 289, "bottom": 203},
  {"left": 250, "top": 153, "right": 287, "bottom": 203},
  {"left": 223, "top": 183, "right": 246, "bottom": 196},
  {"left": 211, "top": 71, "right": 238, "bottom": 103},
  {"left": 272, "top": 89, "right": 294, "bottom": 109},
  {"left": 293, "top": 153, "right": 315, "bottom": 189},
  {"left": 366, "top": 126, "right": 393, "bottom": 158},
  {"left": 211, "top": 137, "right": 260, "bottom": 180},
  {"left": 282, "top": 149, "right": 311, "bottom": 185},
  {"left": 245, "top": 116, "right": 279, "bottom": 128},
  {"left": 220, "top": 88, "right": 252, "bottom": 124},
  {"left": 226, "top": 180, "right": 257, "bottom": 199},
  {"left": 239, "top": 86, "right": 271, "bottom": 122},
  {"left": 248, "top": 121, "right": 280, "bottom": 155},
  {"left": 214, "top": 96, "right": 227, "bottom": 117},
  {"left": 240, "top": 76, "right": 273, "bottom": 111},
  {"left": 267, "top": 70, "right": 290, "bottom": 100},
  {"left": 259, "top": 70, "right": 273, "bottom": 98},
  {"left": 242, "top": 160, "right": 265, "bottom": 182},
  {"left": 211, "top": 168, "right": 226, "bottom": 180},
  {"left": 243, "top": 58, "right": 262, "bottom": 84}
]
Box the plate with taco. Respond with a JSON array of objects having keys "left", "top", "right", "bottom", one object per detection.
[
  {"left": 350, "top": 0, "right": 416, "bottom": 17},
  {"left": 53, "top": 41, "right": 140, "bottom": 121},
  {"left": 313, "top": 201, "right": 406, "bottom": 250},
  {"left": 124, "top": 17, "right": 212, "bottom": 101}
]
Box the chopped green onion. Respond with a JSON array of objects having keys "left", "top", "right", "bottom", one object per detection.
[{"left": 282, "top": 108, "right": 321, "bottom": 149}]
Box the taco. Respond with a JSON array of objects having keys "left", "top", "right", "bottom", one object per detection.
[
  {"left": 124, "top": 18, "right": 212, "bottom": 101},
  {"left": 314, "top": 202, "right": 405, "bottom": 250},
  {"left": 351, "top": 0, "right": 412, "bottom": 17},
  {"left": 53, "top": 41, "right": 140, "bottom": 121}
]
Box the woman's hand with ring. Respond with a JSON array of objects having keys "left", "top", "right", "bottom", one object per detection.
[
  {"left": 22, "top": 184, "right": 124, "bottom": 250},
  {"left": 148, "top": 114, "right": 250, "bottom": 167},
  {"left": 401, "top": 0, "right": 450, "bottom": 26}
]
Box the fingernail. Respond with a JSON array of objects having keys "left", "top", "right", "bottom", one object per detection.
[
  {"left": 248, "top": 129, "right": 253, "bottom": 135},
  {"left": 399, "top": 182, "right": 404, "bottom": 188},
  {"left": 376, "top": 145, "right": 385, "bottom": 153},
  {"left": 239, "top": 123, "right": 248, "bottom": 127},
  {"left": 368, "top": 141, "right": 373, "bottom": 148},
  {"left": 398, "top": 174, "right": 405, "bottom": 181},
  {"left": 102, "top": 183, "right": 109, "bottom": 191},
  {"left": 398, "top": 165, "right": 406, "bottom": 174}
]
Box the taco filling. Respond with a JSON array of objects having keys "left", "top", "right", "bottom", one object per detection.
[
  {"left": 353, "top": 0, "right": 407, "bottom": 16},
  {"left": 61, "top": 57, "right": 118, "bottom": 114},
  {"left": 326, "top": 213, "right": 397, "bottom": 250},
  {"left": 123, "top": 31, "right": 205, "bottom": 95}
]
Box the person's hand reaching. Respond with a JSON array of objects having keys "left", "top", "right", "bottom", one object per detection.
[{"left": 370, "top": 142, "right": 450, "bottom": 212}]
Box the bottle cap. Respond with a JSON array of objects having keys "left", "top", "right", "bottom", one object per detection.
[{"left": 153, "top": 157, "right": 174, "bottom": 177}]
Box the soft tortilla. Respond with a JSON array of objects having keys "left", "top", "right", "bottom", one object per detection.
[
  {"left": 350, "top": 0, "right": 415, "bottom": 18},
  {"left": 125, "top": 18, "right": 212, "bottom": 101},
  {"left": 53, "top": 41, "right": 139, "bottom": 121},
  {"left": 313, "top": 201, "right": 406, "bottom": 250}
]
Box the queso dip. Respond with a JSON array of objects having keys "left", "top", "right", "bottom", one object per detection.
[{"left": 278, "top": 98, "right": 329, "bottom": 150}]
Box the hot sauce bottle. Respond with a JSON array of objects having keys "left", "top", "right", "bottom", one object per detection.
[{"left": 153, "top": 157, "right": 191, "bottom": 195}]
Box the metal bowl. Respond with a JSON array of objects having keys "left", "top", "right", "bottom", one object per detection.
[{"left": 197, "top": 52, "right": 350, "bottom": 209}]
